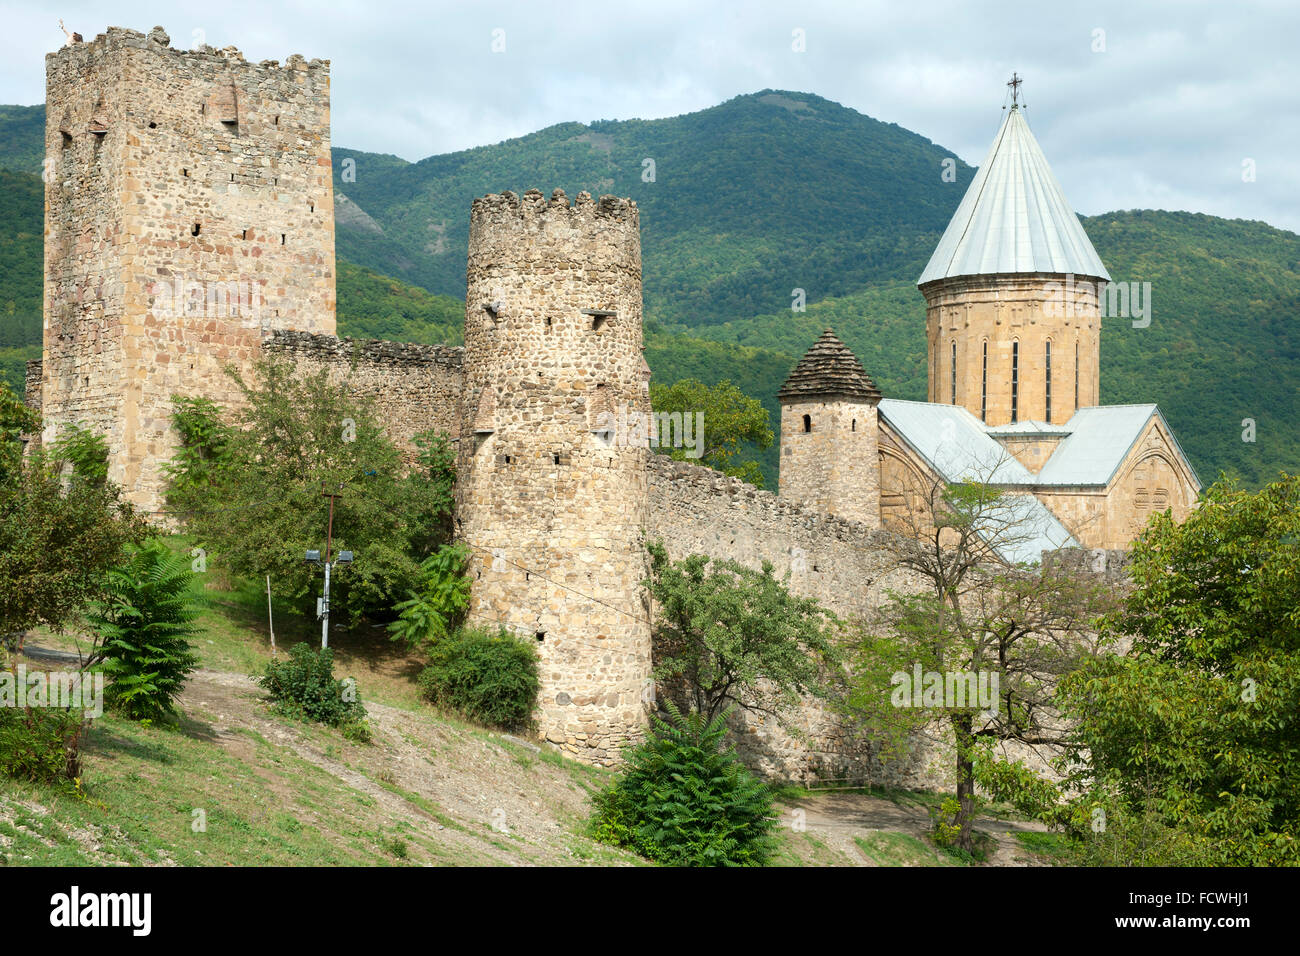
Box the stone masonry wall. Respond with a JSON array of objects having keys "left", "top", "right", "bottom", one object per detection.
[
  {"left": 921, "top": 273, "right": 1101, "bottom": 426},
  {"left": 647, "top": 455, "right": 1129, "bottom": 787},
  {"left": 456, "top": 189, "right": 653, "bottom": 767},
  {"left": 42, "top": 26, "right": 334, "bottom": 515},
  {"left": 260, "top": 330, "right": 463, "bottom": 449},
  {"left": 647, "top": 455, "right": 944, "bottom": 785},
  {"left": 779, "top": 398, "right": 880, "bottom": 528}
]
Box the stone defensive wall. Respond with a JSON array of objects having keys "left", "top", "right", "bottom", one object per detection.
[
  {"left": 645, "top": 455, "right": 1130, "bottom": 787},
  {"left": 260, "top": 329, "right": 464, "bottom": 448},
  {"left": 646, "top": 455, "right": 943, "bottom": 785}
]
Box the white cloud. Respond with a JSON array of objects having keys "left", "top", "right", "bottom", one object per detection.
[{"left": 3, "top": 0, "right": 1297, "bottom": 229}]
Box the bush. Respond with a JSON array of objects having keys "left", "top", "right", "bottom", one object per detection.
[
  {"left": 88, "top": 539, "right": 200, "bottom": 722},
  {"left": 387, "top": 543, "right": 471, "bottom": 652},
  {"left": 0, "top": 705, "right": 86, "bottom": 785},
  {"left": 590, "top": 705, "right": 778, "bottom": 866},
  {"left": 417, "top": 627, "right": 539, "bottom": 731},
  {"left": 259, "top": 643, "right": 368, "bottom": 737}
]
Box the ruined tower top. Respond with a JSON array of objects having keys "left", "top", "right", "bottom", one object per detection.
[{"left": 47, "top": 25, "right": 330, "bottom": 75}]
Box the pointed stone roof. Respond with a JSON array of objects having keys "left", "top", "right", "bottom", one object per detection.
[
  {"left": 919, "top": 105, "right": 1110, "bottom": 286},
  {"left": 778, "top": 329, "right": 882, "bottom": 403}
]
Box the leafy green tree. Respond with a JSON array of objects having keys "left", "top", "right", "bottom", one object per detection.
[
  {"left": 45, "top": 423, "right": 110, "bottom": 487},
  {"left": 169, "top": 359, "right": 457, "bottom": 623},
  {"left": 162, "top": 396, "right": 231, "bottom": 513},
  {"left": 645, "top": 540, "right": 835, "bottom": 725},
  {"left": 258, "top": 642, "right": 369, "bottom": 736},
  {"left": 590, "top": 703, "right": 779, "bottom": 866},
  {"left": 85, "top": 539, "right": 200, "bottom": 722},
  {"left": 1, "top": 399, "right": 144, "bottom": 641},
  {"left": 848, "top": 468, "right": 1114, "bottom": 854},
  {"left": 1044, "top": 474, "right": 1300, "bottom": 865},
  {"left": 417, "top": 626, "right": 539, "bottom": 731},
  {"left": 648, "top": 378, "right": 773, "bottom": 486},
  {"left": 0, "top": 379, "right": 37, "bottom": 486}
]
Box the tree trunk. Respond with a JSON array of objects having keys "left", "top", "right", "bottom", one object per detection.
[{"left": 951, "top": 712, "right": 978, "bottom": 853}]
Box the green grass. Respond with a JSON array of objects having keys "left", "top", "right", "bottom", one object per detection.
[
  {"left": 853, "top": 831, "right": 962, "bottom": 867},
  {"left": 0, "top": 713, "right": 430, "bottom": 866},
  {"left": 1014, "top": 829, "right": 1076, "bottom": 864}
]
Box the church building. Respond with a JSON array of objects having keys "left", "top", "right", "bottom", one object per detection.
[{"left": 778, "top": 94, "right": 1201, "bottom": 557}]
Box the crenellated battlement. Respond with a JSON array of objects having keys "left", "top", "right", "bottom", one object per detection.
[
  {"left": 467, "top": 190, "right": 640, "bottom": 272},
  {"left": 263, "top": 329, "right": 464, "bottom": 370},
  {"left": 47, "top": 25, "right": 330, "bottom": 77}
]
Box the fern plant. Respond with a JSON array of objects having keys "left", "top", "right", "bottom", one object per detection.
[
  {"left": 87, "top": 539, "right": 200, "bottom": 722},
  {"left": 590, "top": 703, "right": 779, "bottom": 866},
  {"left": 387, "top": 543, "right": 471, "bottom": 652}
]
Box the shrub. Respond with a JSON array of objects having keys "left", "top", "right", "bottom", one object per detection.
[
  {"left": 590, "top": 705, "right": 778, "bottom": 866},
  {"left": 417, "top": 627, "right": 539, "bottom": 731},
  {"left": 259, "top": 643, "right": 368, "bottom": 736},
  {"left": 387, "top": 543, "right": 471, "bottom": 652},
  {"left": 88, "top": 539, "right": 200, "bottom": 722},
  {"left": 0, "top": 705, "right": 86, "bottom": 785}
]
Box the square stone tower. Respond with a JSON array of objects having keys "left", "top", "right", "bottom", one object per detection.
[
  {"left": 777, "top": 329, "right": 882, "bottom": 527},
  {"left": 41, "top": 26, "right": 335, "bottom": 512}
]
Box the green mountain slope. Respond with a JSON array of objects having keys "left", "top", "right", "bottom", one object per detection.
[
  {"left": 0, "top": 105, "right": 44, "bottom": 176},
  {"left": 327, "top": 90, "right": 974, "bottom": 322},
  {"left": 1, "top": 95, "right": 1295, "bottom": 488}
]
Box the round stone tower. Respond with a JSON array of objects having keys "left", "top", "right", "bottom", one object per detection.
[
  {"left": 919, "top": 103, "right": 1110, "bottom": 426},
  {"left": 456, "top": 188, "right": 651, "bottom": 765}
]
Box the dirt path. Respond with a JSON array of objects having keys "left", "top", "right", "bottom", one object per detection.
[{"left": 787, "top": 790, "right": 1052, "bottom": 866}]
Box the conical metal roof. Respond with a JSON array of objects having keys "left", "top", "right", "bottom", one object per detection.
[
  {"left": 778, "top": 329, "right": 882, "bottom": 403},
  {"left": 919, "top": 106, "right": 1110, "bottom": 286}
]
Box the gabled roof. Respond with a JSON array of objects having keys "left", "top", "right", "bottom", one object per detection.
[
  {"left": 878, "top": 399, "right": 1033, "bottom": 484},
  {"left": 779, "top": 329, "right": 882, "bottom": 403},
  {"left": 878, "top": 400, "right": 1080, "bottom": 564},
  {"left": 980, "top": 494, "right": 1082, "bottom": 565},
  {"left": 918, "top": 106, "right": 1110, "bottom": 286},
  {"left": 1033, "top": 404, "right": 1202, "bottom": 489}
]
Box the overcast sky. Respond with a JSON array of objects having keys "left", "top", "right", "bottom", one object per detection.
[{"left": 5, "top": 1, "right": 1297, "bottom": 231}]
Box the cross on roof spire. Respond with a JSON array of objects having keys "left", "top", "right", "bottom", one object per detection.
[{"left": 1007, "top": 72, "right": 1023, "bottom": 107}]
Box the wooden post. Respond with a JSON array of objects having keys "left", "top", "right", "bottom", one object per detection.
[{"left": 266, "top": 575, "right": 276, "bottom": 657}]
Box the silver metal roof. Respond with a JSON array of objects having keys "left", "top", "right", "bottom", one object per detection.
[
  {"left": 983, "top": 419, "right": 1074, "bottom": 438},
  {"left": 877, "top": 400, "right": 1080, "bottom": 563},
  {"left": 918, "top": 106, "right": 1111, "bottom": 285},
  {"left": 878, "top": 399, "right": 1034, "bottom": 484},
  {"left": 1033, "top": 404, "right": 1201, "bottom": 488}
]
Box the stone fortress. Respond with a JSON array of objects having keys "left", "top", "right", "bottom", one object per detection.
[{"left": 26, "top": 27, "right": 1201, "bottom": 779}]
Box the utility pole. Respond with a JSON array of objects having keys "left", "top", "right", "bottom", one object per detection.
[
  {"left": 306, "top": 483, "right": 353, "bottom": 650},
  {"left": 321, "top": 483, "right": 340, "bottom": 649}
]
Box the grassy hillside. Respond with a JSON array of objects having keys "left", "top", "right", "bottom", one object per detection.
[{"left": 0, "top": 539, "right": 1053, "bottom": 868}]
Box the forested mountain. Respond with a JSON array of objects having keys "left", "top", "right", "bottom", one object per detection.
[{"left": 1, "top": 93, "right": 1296, "bottom": 488}]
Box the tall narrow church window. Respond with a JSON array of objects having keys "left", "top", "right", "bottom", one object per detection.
[
  {"left": 950, "top": 341, "right": 957, "bottom": 404},
  {"left": 1011, "top": 341, "right": 1019, "bottom": 423},
  {"left": 1075, "top": 340, "right": 1080, "bottom": 409},
  {"left": 803, "top": 414, "right": 812, "bottom": 433},
  {"left": 1045, "top": 341, "right": 1052, "bottom": 423},
  {"left": 980, "top": 342, "right": 988, "bottom": 422}
]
